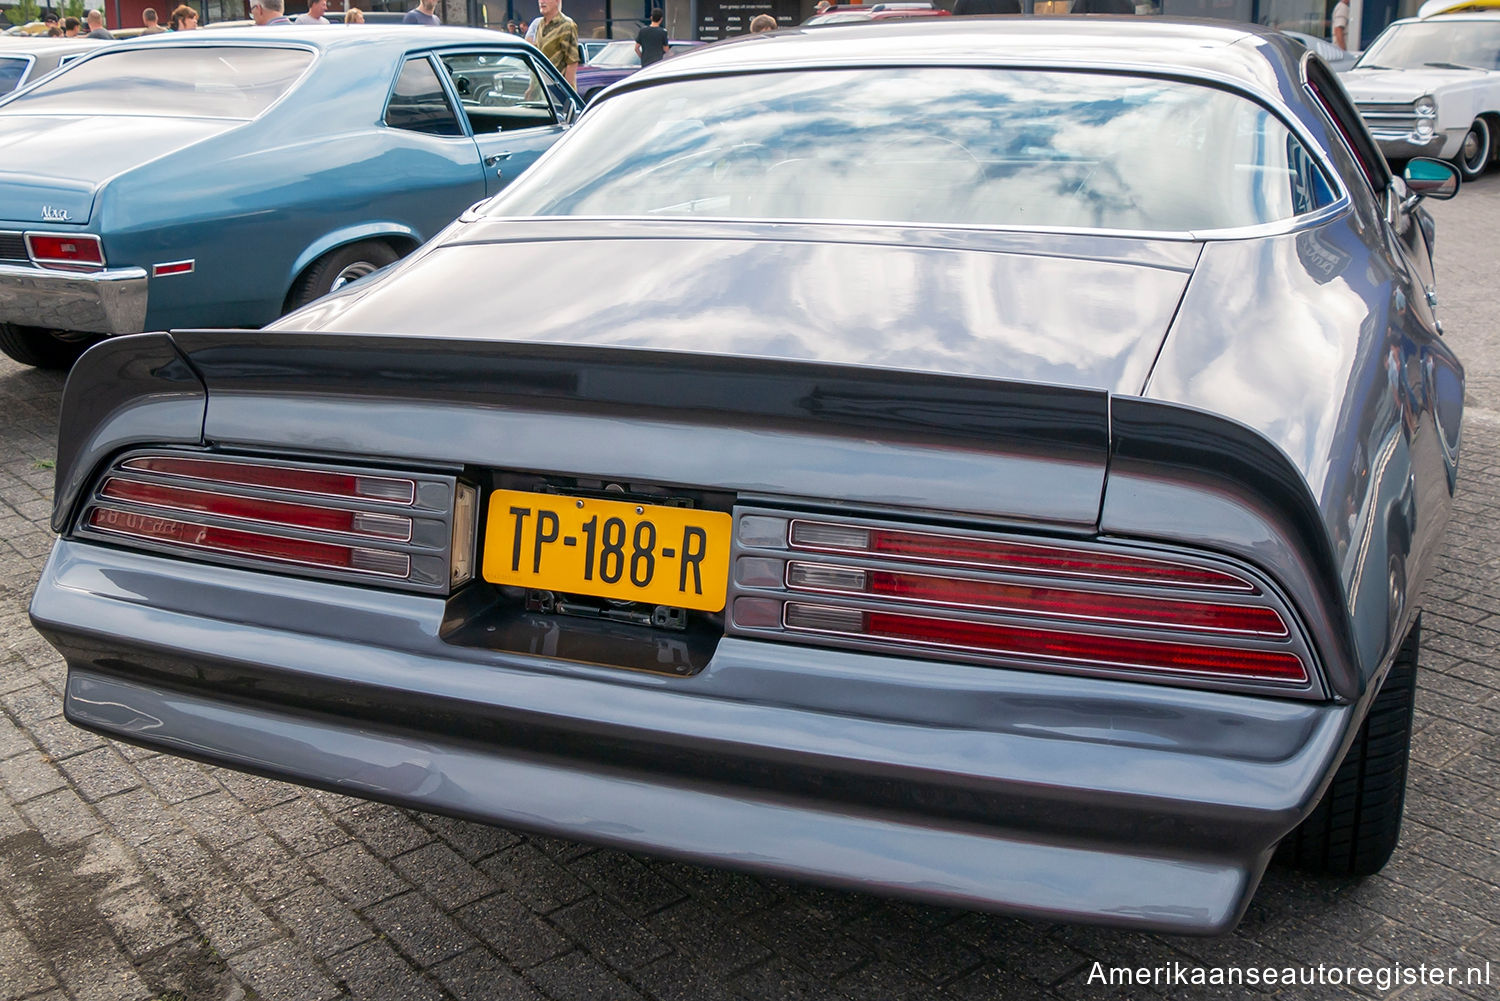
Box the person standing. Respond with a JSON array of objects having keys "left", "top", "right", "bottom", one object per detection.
[
  {"left": 294, "top": 0, "right": 330, "bottom": 23},
  {"left": 141, "top": 7, "right": 167, "bottom": 31},
  {"left": 403, "top": 0, "right": 441, "bottom": 23},
  {"left": 168, "top": 5, "right": 198, "bottom": 29},
  {"left": 249, "top": 0, "right": 292, "bottom": 24},
  {"left": 635, "top": 8, "right": 668, "bottom": 67},
  {"left": 345, "top": 5, "right": 364, "bottom": 21},
  {"left": 62, "top": 16, "right": 81, "bottom": 34},
  {"left": 748, "top": 12, "right": 775, "bottom": 32},
  {"left": 84, "top": 10, "right": 114, "bottom": 37},
  {"left": 535, "top": 0, "right": 579, "bottom": 87},
  {"left": 1331, "top": 0, "right": 1350, "bottom": 49}
]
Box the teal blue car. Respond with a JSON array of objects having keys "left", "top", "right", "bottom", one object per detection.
[{"left": 0, "top": 26, "right": 581, "bottom": 368}]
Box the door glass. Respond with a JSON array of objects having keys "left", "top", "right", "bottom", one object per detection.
[
  {"left": 438, "top": 52, "right": 557, "bottom": 134},
  {"left": 385, "top": 57, "right": 464, "bottom": 137}
]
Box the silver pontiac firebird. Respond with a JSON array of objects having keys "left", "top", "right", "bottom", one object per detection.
[{"left": 32, "top": 18, "right": 1465, "bottom": 934}]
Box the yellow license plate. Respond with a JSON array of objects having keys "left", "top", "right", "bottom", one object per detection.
[{"left": 482, "top": 489, "right": 732, "bottom": 612}]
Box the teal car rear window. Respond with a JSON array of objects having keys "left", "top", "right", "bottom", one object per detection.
[{"left": 0, "top": 47, "right": 314, "bottom": 119}]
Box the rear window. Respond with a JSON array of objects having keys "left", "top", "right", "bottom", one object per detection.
[
  {"left": 488, "top": 68, "right": 1338, "bottom": 232},
  {"left": 0, "top": 56, "right": 28, "bottom": 95},
  {"left": 0, "top": 47, "right": 314, "bottom": 119}
]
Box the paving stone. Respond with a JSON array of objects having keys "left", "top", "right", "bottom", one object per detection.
[
  {"left": 431, "top": 948, "right": 549, "bottom": 1001},
  {"left": 645, "top": 899, "right": 774, "bottom": 975},
  {"left": 93, "top": 787, "right": 182, "bottom": 847},
  {"left": 631, "top": 953, "right": 743, "bottom": 1001},
  {"left": 478, "top": 841, "right": 594, "bottom": 914},
  {"left": 328, "top": 938, "right": 446, "bottom": 1001},
  {"left": 273, "top": 884, "right": 375, "bottom": 959},
  {"left": 226, "top": 939, "right": 342, "bottom": 1001},
  {"left": 0, "top": 752, "right": 66, "bottom": 803},
  {"left": 306, "top": 842, "right": 409, "bottom": 910},
  {"left": 260, "top": 796, "right": 350, "bottom": 855},
  {"left": 341, "top": 802, "right": 435, "bottom": 858},
  {"left": 366, "top": 890, "right": 474, "bottom": 966},
  {"left": 391, "top": 840, "right": 495, "bottom": 910},
  {"left": 566, "top": 851, "right": 688, "bottom": 919},
  {"left": 454, "top": 892, "right": 574, "bottom": 969},
  {"left": 19, "top": 788, "right": 102, "bottom": 847},
  {"left": 551, "top": 895, "right": 672, "bottom": 973},
  {"left": 0, "top": 926, "right": 57, "bottom": 998},
  {"left": 173, "top": 791, "right": 258, "bottom": 850},
  {"left": 50, "top": 939, "right": 152, "bottom": 1001},
  {"left": 525, "top": 949, "right": 649, "bottom": 1001},
  {"left": 98, "top": 884, "right": 191, "bottom": 958},
  {"left": 24, "top": 715, "right": 103, "bottom": 761},
  {"left": 58, "top": 747, "right": 140, "bottom": 802},
  {"left": 222, "top": 834, "right": 318, "bottom": 902},
  {"left": 185, "top": 885, "right": 280, "bottom": 957},
  {"left": 134, "top": 755, "right": 217, "bottom": 804}
]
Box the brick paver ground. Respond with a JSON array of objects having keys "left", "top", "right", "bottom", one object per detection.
[{"left": 1, "top": 178, "right": 1497, "bottom": 1001}]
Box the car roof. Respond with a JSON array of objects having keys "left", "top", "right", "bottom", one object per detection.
[
  {"left": 635, "top": 18, "right": 1306, "bottom": 99},
  {"left": 112, "top": 24, "right": 531, "bottom": 52},
  {"left": 0, "top": 37, "right": 112, "bottom": 55}
]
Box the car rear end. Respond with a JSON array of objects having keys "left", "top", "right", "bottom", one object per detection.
[{"left": 31, "top": 319, "right": 1365, "bottom": 934}]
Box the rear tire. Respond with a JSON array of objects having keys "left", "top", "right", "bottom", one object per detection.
[
  {"left": 284, "top": 240, "right": 400, "bottom": 312},
  {"left": 1453, "top": 118, "right": 1492, "bottom": 180},
  {"left": 1276, "top": 622, "right": 1419, "bottom": 876},
  {"left": 0, "top": 324, "right": 95, "bottom": 370}
]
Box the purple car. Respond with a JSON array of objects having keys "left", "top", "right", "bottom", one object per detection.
[{"left": 574, "top": 38, "right": 703, "bottom": 103}]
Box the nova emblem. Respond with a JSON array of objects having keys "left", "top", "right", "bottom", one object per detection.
[{"left": 40, "top": 206, "right": 71, "bottom": 222}]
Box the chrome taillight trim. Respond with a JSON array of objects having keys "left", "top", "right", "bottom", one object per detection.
[
  {"left": 783, "top": 559, "right": 1290, "bottom": 637},
  {"left": 118, "top": 455, "right": 418, "bottom": 506},
  {"left": 86, "top": 506, "right": 413, "bottom": 579},
  {"left": 781, "top": 601, "right": 1309, "bottom": 685},
  {"left": 76, "top": 449, "right": 461, "bottom": 594},
  {"left": 97, "top": 476, "right": 416, "bottom": 543},
  {"left": 786, "top": 517, "right": 1258, "bottom": 592},
  {"left": 730, "top": 508, "right": 1323, "bottom": 698}
]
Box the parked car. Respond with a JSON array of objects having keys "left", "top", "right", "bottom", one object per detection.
[
  {"left": 1281, "top": 29, "right": 1358, "bottom": 72},
  {"left": 0, "top": 26, "right": 580, "bottom": 368},
  {"left": 33, "top": 17, "right": 1464, "bottom": 934},
  {"left": 573, "top": 38, "right": 703, "bottom": 102},
  {"left": 0, "top": 37, "right": 109, "bottom": 95},
  {"left": 1343, "top": 10, "right": 1500, "bottom": 177},
  {"left": 804, "top": 2, "right": 952, "bottom": 24}
]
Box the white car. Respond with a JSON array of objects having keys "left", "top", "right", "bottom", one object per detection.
[{"left": 1343, "top": 10, "right": 1500, "bottom": 178}]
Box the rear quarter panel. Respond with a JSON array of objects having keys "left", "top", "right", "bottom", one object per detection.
[{"left": 94, "top": 44, "right": 488, "bottom": 329}]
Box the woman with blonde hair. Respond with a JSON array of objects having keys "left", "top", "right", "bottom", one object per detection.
[{"left": 345, "top": 6, "right": 365, "bottom": 21}]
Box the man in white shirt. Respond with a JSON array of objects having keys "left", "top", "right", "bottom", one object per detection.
[
  {"left": 250, "top": 0, "right": 292, "bottom": 24},
  {"left": 1331, "top": 0, "right": 1350, "bottom": 50},
  {"left": 295, "top": 0, "right": 330, "bottom": 24}
]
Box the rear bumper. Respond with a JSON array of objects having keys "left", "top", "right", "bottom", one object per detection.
[
  {"left": 0, "top": 262, "right": 147, "bottom": 334},
  {"left": 33, "top": 539, "right": 1356, "bottom": 934}
]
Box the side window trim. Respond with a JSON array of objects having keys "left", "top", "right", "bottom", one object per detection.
[
  {"left": 383, "top": 53, "right": 468, "bottom": 139},
  {"left": 1303, "top": 56, "right": 1391, "bottom": 198}
]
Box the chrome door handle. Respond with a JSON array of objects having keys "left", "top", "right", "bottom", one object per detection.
[{"left": 484, "top": 152, "right": 513, "bottom": 167}]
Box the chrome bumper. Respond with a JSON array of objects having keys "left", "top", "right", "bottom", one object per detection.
[
  {"left": 1368, "top": 128, "right": 1464, "bottom": 162},
  {"left": 0, "top": 262, "right": 148, "bottom": 335}
]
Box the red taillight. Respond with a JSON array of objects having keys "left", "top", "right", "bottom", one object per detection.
[
  {"left": 119, "top": 455, "right": 416, "bottom": 505},
  {"left": 789, "top": 520, "right": 1255, "bottom": 592},
  {"left": 80, "top": 453, "right": 466, "bottom": 593},
  {"left": 100, "top": 478, "right": 412, "bottom": 541},
  {"left": 87, "top": 508, "right": 409, "bottom": 577},
  {"left": 785, "top": 604, "right": 1309, "bottom": 684},
  {"left": 786, "top": 562, "right": 1287, "bottom": 637},
  {"left": 734, "top": 513, "right": 1316, "bottom": 692},
  {"left": 26, "top": 233, "right": 104, "bottom": 271}
]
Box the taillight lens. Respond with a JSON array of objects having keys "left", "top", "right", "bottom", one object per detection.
[
  {"left": 26, "top": 233, "right": 105, "bottom": 271},
  {"left": 79, "top": 452, "right": 469, "bottom": 593},
  {"left": 733, "top": 514, "right": 1317, "bottom": 692}
]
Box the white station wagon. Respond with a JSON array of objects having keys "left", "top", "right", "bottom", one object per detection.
[{"left": 1344, "top": 9, "right": 1500, "bottom": 177}]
